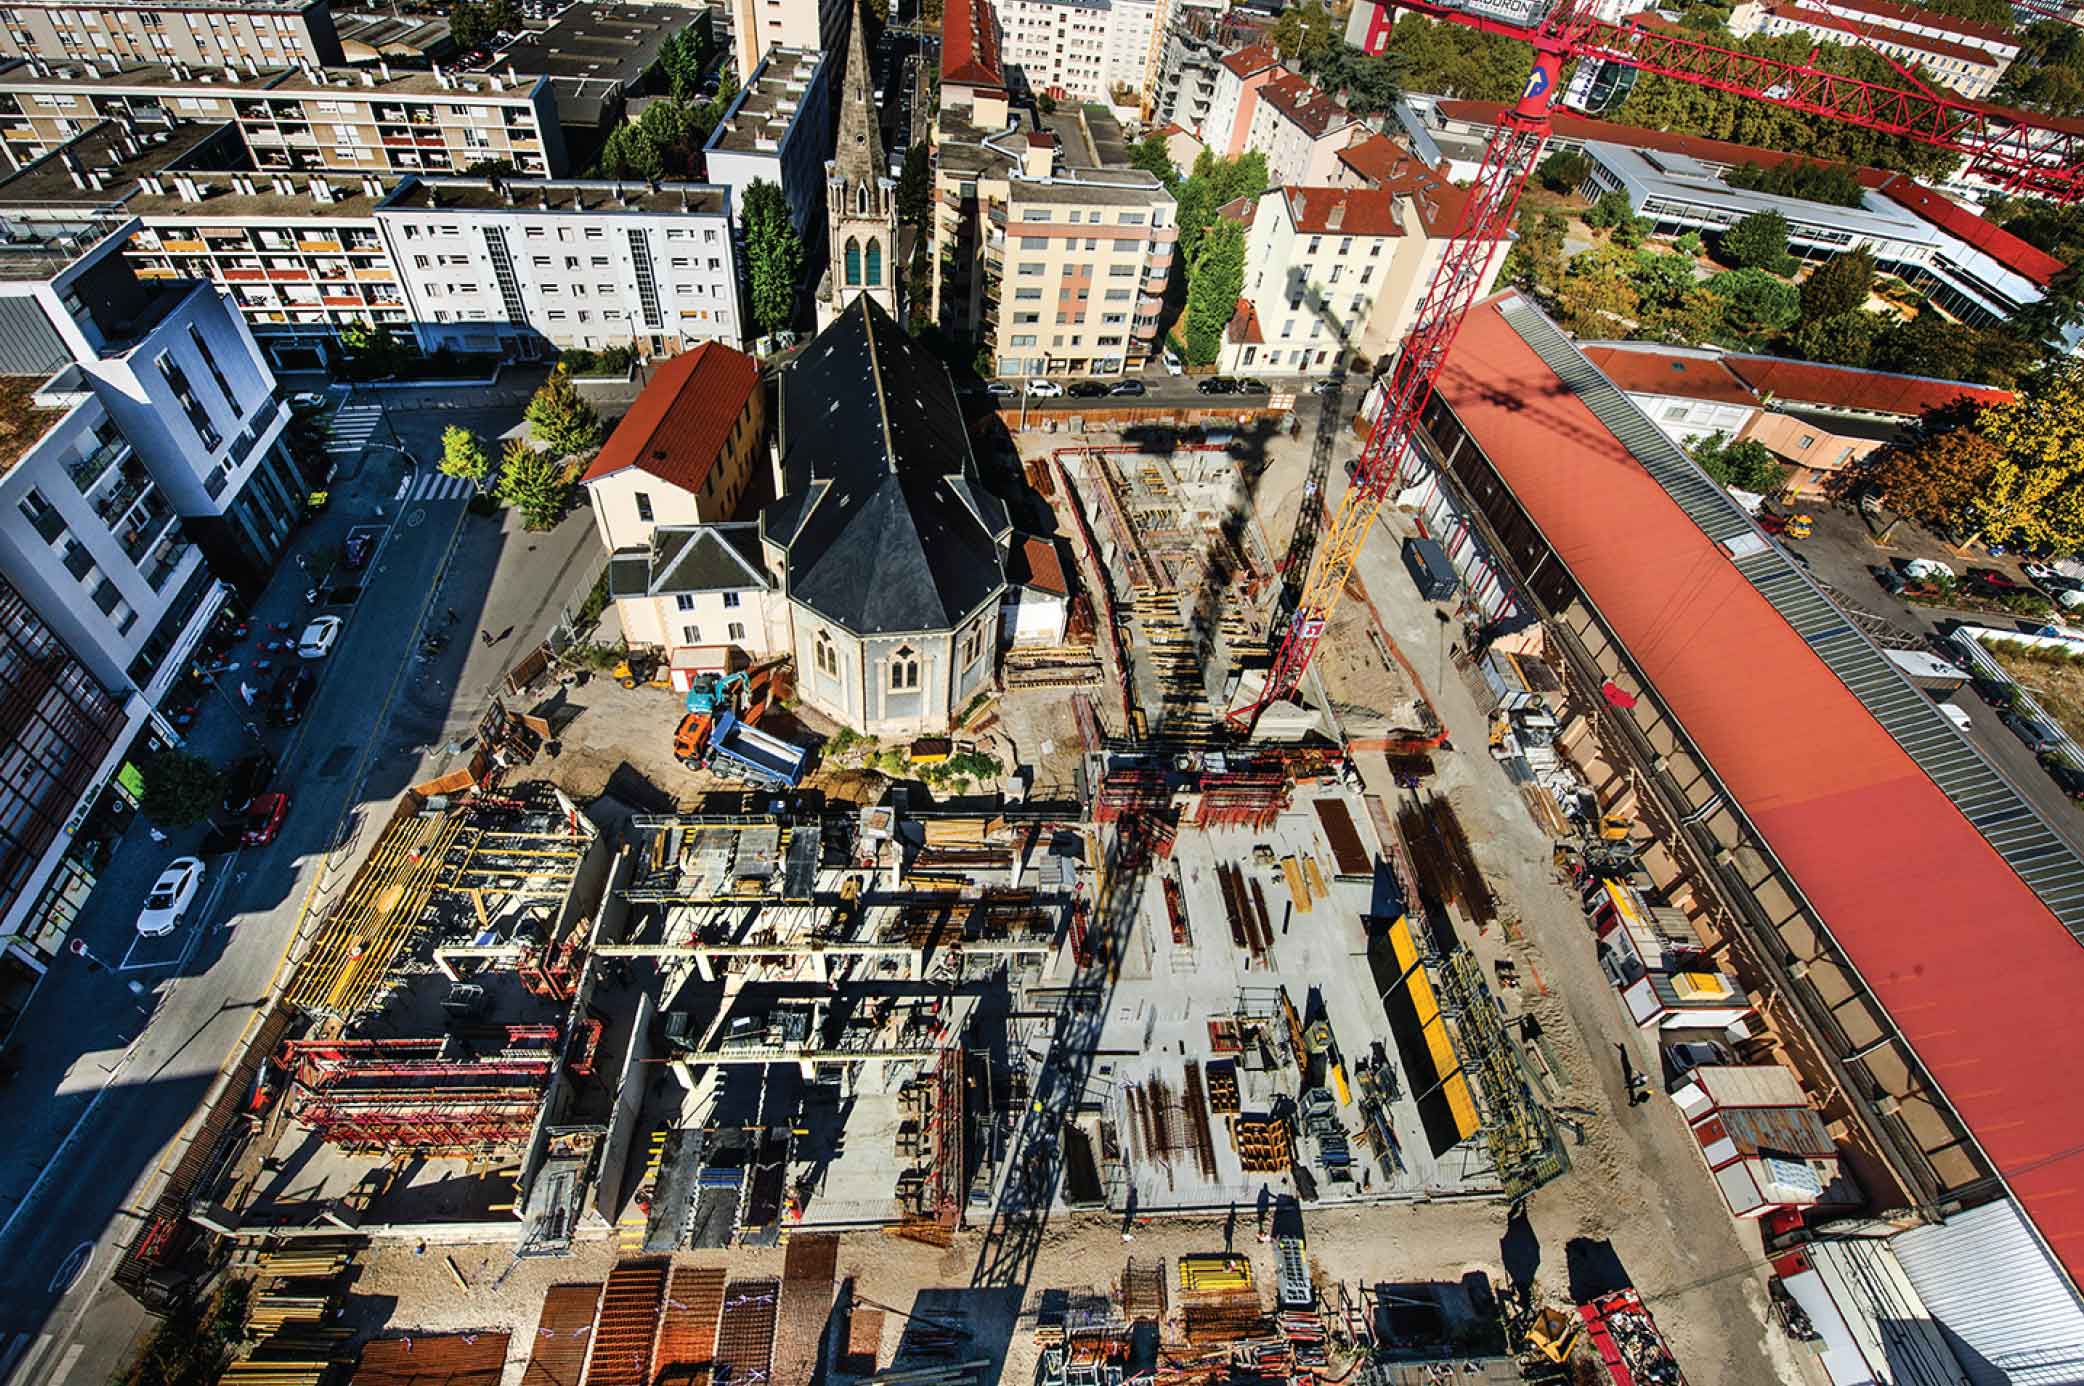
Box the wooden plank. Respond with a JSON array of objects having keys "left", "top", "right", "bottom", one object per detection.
[{"left": 1279, "top": 857, "right": 1311, "bottom": 914}]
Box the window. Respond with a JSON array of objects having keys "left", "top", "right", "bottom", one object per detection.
[
  {"left": 845, "top": 237, "right": 861, "bottom": 286},
  {"left": 722, "top": 591, "right": 741, "bottom": 608},
  {"left": 890, "top": 645, "right": 919, "bottom": 690},
  {"left": 865, "top": 239, "right": 881, "bottom": 286},
  {"left": 1020, "top": 236, "right": 1048, "bottom": 249},
  {"left": 682, "top": 625, "right": 701, "bottom": 644},
  {"left": 634, "top": 491, "right": 653, "bottom": 522},
  {"left": 815, "top": 631, "right": 837, "bottom": 677},
  {"left": 1662, "top": 405, "right": 1689, "bottom": 421},
  {"left": 675, "top": 593, "right": 695, "bottom": 611},
  {"left": 1797, "top": 433, "right": 1817, "bottom": 448},
  {"left": 1018, "top": 262, "right": 1045, "bottom": 275},
  {"left": 1015, "top": 288, "right": 1043, "bottom": 300},
  {"left": 961, "top": 623, "right": 985, "bottom": 665},
  {"left": 727, "top": 621, "right": 746, "bottom": 642}
]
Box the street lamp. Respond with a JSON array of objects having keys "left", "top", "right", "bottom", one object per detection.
[{"left": 191, "top": 660, "right": 265, "bottom": 744}]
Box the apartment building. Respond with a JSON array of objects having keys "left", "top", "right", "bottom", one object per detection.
[
  {"left": 992, "top": 168, "right": 1172, "bottom": 377},
  {"left": 1247, "top": 69, "right": 1362, "bottom": 185},
  {"left": 0, "top": 58, "right": 569, "bottom": 177},
  {"left": 1153, "top": 0, "right": 1226, "bottom": 133},
  {"left": 728, "top": 0, "right": 848, "bottom": 88},
  {"left": 380, "top": 176, "right": 743, "bottom": 358},
  {"left": 702, "top": 44, "right": 832, "bottom": 241},
  {"left": 1199, "top": 41, "right": 1275, "bottom": 157},
  {"left": 1730, "top": 0, "right": 2015, "bottom": 99},
  {"left": 996, "top": 0, "right": 1164, "bottom": 103},
  {"left": 0, "top": 0, "right": 342, "bottom": 69}
]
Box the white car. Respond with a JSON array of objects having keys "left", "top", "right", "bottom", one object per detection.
[
  {"left": 289, "top": 391, "right": 328, "bottom": 411},
  {"left": 1161, "top": 350, "right": 1183, "bottom": 376},
  {"left": 297, "top": 615, "right": 342, "bottom": 659},
  {"left": 137, "top": 857, "right": 205, "bottom": 937},
  {"left": 1026, "top": 379, "right": 1064, "bottom": 397}
]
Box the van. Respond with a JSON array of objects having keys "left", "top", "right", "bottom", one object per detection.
[{"left": 1937, "top": 702, "right": 1973, "bottom": 733}]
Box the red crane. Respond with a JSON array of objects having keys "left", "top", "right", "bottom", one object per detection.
[{"left": 1228, "top": 0, "right": 2084, "bottom": 732}]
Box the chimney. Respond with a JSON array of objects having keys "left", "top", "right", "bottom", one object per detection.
[
  {"left": 378, "top": 60, "right": 390, "bottom": 81},
  {"left": 490, "top": 72, "right": 504, "bottom": 91},
  {"left": 64, "top": 162, "right": 83, "bottom": 190},
  {"left": 1326, "top": 197, "right": 1344, "bottom": 231},
  {"left": 612, "top": 181, "right": 625, "bottom": 206},
  {"left": 244, "top": 55, "right": 258, "bottom": 78},
  {"left": 360, "top": 70, "right": 376, "bottom": 87}
]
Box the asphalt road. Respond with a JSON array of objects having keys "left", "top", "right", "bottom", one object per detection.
[{"left": 0, "top": 392, "right": 476, "bottom": 1386}]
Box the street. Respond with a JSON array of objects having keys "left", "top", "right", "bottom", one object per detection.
[{"left": 0, "top": 373, "right": 603, "bottom": 1386}]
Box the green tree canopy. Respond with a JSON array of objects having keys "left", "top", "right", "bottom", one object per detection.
[
  {"left": 1706, "top": 267, "right": 1801, "bottom": 341},
  {"left": 1866, "top": 427, "right": 2001, "bottom": 536},
  {"left": 1799, "top": 246, "right": 1877, "bottom": 324},
  {"left": 1536, "top": 149, "right": 1592, "bottom": 194},
  {"left": 1128, "top": 131, "right": 1179, "bottom": 189},
  {"left": 1175, "top": 151, "right": 1267, "bottom": 269},
  {"left": 1969, "top": 357, "right": 2084, "bottom": 550},
  {"left": 339, "top": 321, "right": 409, "bottom": 379},
  {"left": 1182, "top": 219, "right": 1246, "bottom": 367},
  {"left": 1270, "top": 0, "right": 1340, "bottom": 68},
  {"left": 525, "top": 369, "right": 604, "bottom": 457},
  {"left": 142, "top": 750, "right": 223, "bottom": 827},
  {"left": 1717, "top": 210, "right": 1796, "bottom": 274},
  {"left": 1997, "top": 20, "right": 2084, "bottom": 114},
  {"left": 496, "top": 439, "right": 575, "bottom": 531},
  {"left": 1726, "top": 160, "right": 1866, "bottom": 207},
  {"left": 1692, "top": 431, "right": 1788, "bottom": 493},
  {"left": 1790, "top": 310, "right": 1877, "bottom": 366},
  {"left": 897, "top": 142, "right": 932, "bottom": 224},
  {"left": 743, "top": 178, "right": 804, "bottom": 337},
  {"left": 439, "top": 425, "right": 490, "bottom": 487},
  {"left": 1871, "top": 313, "right": 2038, "bottom": 389}
]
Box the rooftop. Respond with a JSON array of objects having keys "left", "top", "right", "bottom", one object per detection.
[
  {"left": 0, "top": 56, "right": 285, "bottom": 92},
  {"left": 1257, "top": 70, "right": 1358, "bottom": 139},
  {"left": 1721, "top": 351, "right": 2013, "bottom": 415},
  {"left": 384, "top": 177, "right": 729, "bottom": 215},
  {"left": 1010, "top": 534, "right": 1068, "bottom": 594},
  {"left": 0, "top": 120, "right": 235, "bottom": 210},
  {"left": 1435, "top": 290, "right": 2084, "bottom": 1293},
  {"left": 1578, "top": 343, "right": 1761, "bottom": 407},
  {"left": 941, "top": 0, "right": 1006, "bottom": 91},
  {"left": 582, "top": 342, "right": 760, "bottom": 495},
  {"left": 1333, "top": 135, "right": 1498, "bottom": 238},
  {"left": 1758, "top": 1, "right": 2002, "bottom": 67},
  {"left": 0, "top": 375, "right": 68, "bottom": 474},
  {"left": 1820, "top": 0, "right": 2018, "bottom": 45},
  {"left": 1282, "top": 184, "right": 1405, "bottom": 238},
  {"left": 262, "top": 64, "right": 546, "bottom": 100},
  {"left": 706, "top": 46, "right": 826, "bottom": 154},
  {"left": 1009, "top": 168, "right": 1170, "bottom": 207},
  {"left": 1218, "top": 42, "right": 1279, "bottom": 77},
  {"left": 1873, "top": 175, "right": 2066, "bottom": 287},
  {"left": 496, "top": 1, "right": 690, "bottom": 85}
]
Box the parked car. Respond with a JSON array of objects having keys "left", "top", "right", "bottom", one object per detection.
[
  {"left": 2045, "top": 759, "right": 2084, "bottom": 802},
  {"left": 136, "top": 857, "right": 205, "bottom": 937},
  {"left": 1237, "top": 377, "right": 1271, "bottom": 394},
  {"left": 1025, "top": 379, "right": 1064, "bottom": 397},
  {"left": 1972, "top": 676, "right": 2015, "bottom": 708},
  {"left": 343, "top": 531, "right": 374, "bottom": 571},
  {"left": 986, "top": 380, "right": 1016, "bottom": 398},
  {"left": 1161, "top": 350, "right": 1183, "bottom": 376},
  {"left": 219, "top": 751, "right": 277, "bottom": 817},
  {"left": 1869, "top": 564, "right": 1907, "bottom": 595},
  {"left": 1965, "top": 566, "right": 2032, "bottom": 597},
  {"left": 289, "top": 391, "right": 327, "bottom": 412},
  {"left": 297, "top": 615, "right": 342, "bottom": 659},
  {"left": 2003, "top": 709, "right": 2063, "bottom": 755},
  {"left": 1197, "top": 377, "right": 1240, "bottom": 396},
  {"left": 242, "top": 792, "right": 292, "bottom": 847},
  {"left": 1108, "top": 379, "right": 1147, "bottom": 397},
  {"left": 1936, "top": 702, "right": 1974, "bottom": 733},
  {"left": 2024, "top": 561, "right": 2064, "bottom": 586},
  {"left": 1067, "top": 381, "right": 1110, "bottom": 398},
  {"left": 270, "top": 665, "right": 317, "bottom": 726}
]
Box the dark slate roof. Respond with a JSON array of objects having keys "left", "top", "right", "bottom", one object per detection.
[
  {"left": 652, "top": 524, "right": 768, "bottom": 593},
  {"left": 764, "top": 296, "right": 1009, "bottom": 635}
]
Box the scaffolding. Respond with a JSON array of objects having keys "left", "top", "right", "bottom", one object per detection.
[
  {"left": 1434, "top": 946, "right": 1566, "bottom": 1200},
  {"left": 276, "top": 1028, "right": 561, "bottom": 1155}
]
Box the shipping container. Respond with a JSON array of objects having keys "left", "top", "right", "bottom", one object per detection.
[{"left": 1402, "top": 536, "right": 1459, "bottom": 601}]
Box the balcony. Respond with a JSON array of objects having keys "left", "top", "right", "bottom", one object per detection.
[
  {"left": 94, "top": 460, "right": 151, "bottom": 526},
  {"left": 142, "top": 534, "right": 194, "bottom": 592},
  {"left": 65, "top": 436, "right": 129, "bottom": 493},
  {"left": 117, "top": 490, "right": 175, "bottom": 565}
]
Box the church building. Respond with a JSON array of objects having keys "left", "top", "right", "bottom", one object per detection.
[{"left": 818, "top": 0, "right": 900, "bottom": 328}]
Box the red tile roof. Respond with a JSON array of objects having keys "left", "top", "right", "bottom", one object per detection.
[
  {"left": 581, "top": 343, "right": 759, "bottom": 494},
  {"left": 1874, "top": 176, "right": 2066, "bottom": 287},
  {"left": 1441, "top": 291, "right": 2084, "bottom": 1294},
  {"left": 941, "top": 0, "right": 1004, "bottom": 90},
  {"left": 1820, "top": 0, "right": 2015, "bottom": 47},
  {"left": 1759, "top": 2, "right": 2000, "bottom": 67},
  {"left": 1257, "top": 71, "right": 1358, "bottom": 140},
  {"left": 1283, "top": 185, "right": 1405, "bottom": 238},
  {"left": 1333, "top": 134, "right": 1503, "bottom": 239},
  {"left": 1723, "top": 354, "right": 2013, "bottom": 415},
  {"left": 1012, "top": 535, "right": 1068, "bottom": 594},
  {"left": 1227, "top": 297, "right": 1264, "bottom": 344},
  {"left": 1219, "top": 43, "right": 1279, "bottom": 78},
  {"left": 1580, "top": 344, "right": 1761, "bottom": 407}
]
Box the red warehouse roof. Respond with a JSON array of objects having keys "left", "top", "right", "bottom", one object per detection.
[
  {"left": 1580, "top": 345, "right": 1762, "bottom": 408},
  {"left": 1434, "top": 292, "right": 2084, "bottom": 1291},
  {"left": 1874, "top": 176, "right": 2067, "bottom": 287},
  {"left": 1722, "top": 354, "right": 2013, "bottom": 416}
]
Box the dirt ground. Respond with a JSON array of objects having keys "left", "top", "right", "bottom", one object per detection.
[{"left": 1987, "top": 639, "right": 2084, "bottom": 744}]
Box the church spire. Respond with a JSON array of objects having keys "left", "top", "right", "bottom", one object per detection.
[{"left": 834, "top": 0, "right": 883, "bottom": 188}]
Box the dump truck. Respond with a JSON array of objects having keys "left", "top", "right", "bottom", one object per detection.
[
  {"left": 673, "top": 710, "right": 806, "bottom": 787},
  {"left": 1578, "top": 1289, "right": 1685, "bottom": 1386}
]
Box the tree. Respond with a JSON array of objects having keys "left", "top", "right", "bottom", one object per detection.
[
  {"left": 1536, "top": 149, "right": 1591, "bottom": 194},
  {"left": 743, "top": 179, "right": 803, "bottom": 338},
  {"left": 1129, "top": 131, "right": 1178, "bottom": 189},
  {"left": 496, "top": 439, "right": 575, "bottom": 530},
  {"left": 1270, "top": 0, "right": 1339, "bottom": 68},
  {"left": 339, "top": 321, "right": 408, "bottom": 379},
  {"left": 1871, "top": 313, "right": 2037, "bottom": 388},
  {"left": 897, "top": 142, "right": 932, "bottom": 225},
  {"left": 1726, "top": 160, "right": 1866, "bottom": 207},
  {"left": 1498, "top": 206, "right": 1566, "bottom": 294},
  {"left": 1969, "top": 358, "right": 2084, "bottom": 549},
  {"left": 1585, "top": 189, "right": 1636, "bottom": 231},
  {"left": 1706, "top": 268, "right": 1801, "bottom": 341},
  {"left": 1717, "top": 210, "right": 1796, "bottom": 274},
  {"left": 1640, "top": 285, "right": 1727, "bottom": 346},
  {"left": 525, "top": 369, "right": 604, "bottom": 457},
  {"left": 1037, "top": 93, "right": 1056, "bottom": 115},
  {"left": 1175, "top": 151, "right": 1267, "bottom": 269},
  {"left": 141, "top": 750, "right": 222, "bottom": 827},
  {"left": 1799, "top": 246, "right": 1876, "bottom": 324},
  {"left": 1790, "top": 310, "right": 1877, "bottom": 366},
  {"left": 1997, "top": 19, "right": 2084, "bottom": 115},
  {"left": 1554, "top": 260, "right": 1640, "bottom": 337},
  {"left": 1866, "top": 427, "right": 2000, "bottom": 534},
  {"left": 1692, "top": 431, "right": 1788, "bottom": 493},
  {"left": 1312, "top": 44, "right": 1400, "bottom": 116},
  {"left": 1183, "top": 219, "right": 1245, "bottom": 367},
  {"left": 439, "top": 425, "right": 490, "bottom": 488}
]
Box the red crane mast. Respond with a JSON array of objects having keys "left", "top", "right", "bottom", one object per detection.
[{"left": 1228, "top": 0, "right": 2084, "bottom": 732}]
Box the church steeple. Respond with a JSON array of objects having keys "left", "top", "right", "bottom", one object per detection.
[{"left": 819, "top": 0, "right": 898, "bottom": 328}]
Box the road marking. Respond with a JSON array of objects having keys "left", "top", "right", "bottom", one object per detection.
[
  {"left": 406, "top": 472, "right": 474, "bottom": 502},
  {"left": 47, "top": 1243, "right": 90, "bottom": 1295},
  {"left": 324, "top": 403, "right": 385, "bottom": 458},
  {"left": 46, "top": 1342, "right": 83, "bottom": 1386}
]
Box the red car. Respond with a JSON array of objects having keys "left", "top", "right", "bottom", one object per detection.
[{"left": 242, "top": 792, "right": 291, "bottom": 847}]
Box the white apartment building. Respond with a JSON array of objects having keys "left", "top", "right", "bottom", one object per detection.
[
  {"left": 995, "top": 168, "right": 1175, "bottom": 377},
  {"left": 0, "top": 0, "right": 343, "bottom": 69},
  {"left": 729, "top": 0, "right": 849, "bottom": 90},
  {"left": 1199, "top": 41, "right": 1276, "bottom": 157},
  {"left": 998, "top": 0, "right": 1166, "bottom": 103},
  {"left": 1730, "top": 0, "right": 2015, "bottom": 99},
  {"left": 702, "top": 44, "right": 833, "bottom": 241},
  {"left": 379, "top": 177, "right": 744, "bottom": 359},
  {"left": 1247, "top": 70, "right": 1363, "bottom": 185}
]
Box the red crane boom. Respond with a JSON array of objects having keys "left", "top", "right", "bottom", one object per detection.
[{"left": 1229, "top": 0, "right": 2084, "bottom": 731}]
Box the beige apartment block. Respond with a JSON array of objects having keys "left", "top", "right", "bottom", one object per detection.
[{"left": 0, "top": 0, "right": 342, "bottom": 69}]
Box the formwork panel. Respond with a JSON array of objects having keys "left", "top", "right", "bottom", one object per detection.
[
  {"left": 523, "top": 1284, "right": 601, "bottom": 1386},
  {"left": 772, "top": 1234, "right": 839, "bottom": 1385},
  {"left": 584, "top": 1260, "right": 669, "bottom": 1386},
  {"left": 712, "top": 1278, "right": 780, "bottom": 1384}
]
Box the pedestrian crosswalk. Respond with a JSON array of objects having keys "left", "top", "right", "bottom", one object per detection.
[
  {"left": 402, "top": 470, "right": 476, "bottom": 502},
  {"left": 324, "top": 402, "right": 384, "bottom": 458}
]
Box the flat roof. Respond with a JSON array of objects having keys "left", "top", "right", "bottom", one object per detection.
[
  {"left": 384, "top": 177, "right": 729, "bottom": 215},
  {"left": 0, "top": 57, "right": 285, "bottom": 92},
  {"left": 1437, "top": 290, "right": 2084, "bottom": 1294},
  {"left": 1009, "top": 169, "right": 1169, "bottom": 208},
  {"left": 1586, "top": 141, "right": 1931, "bottom": 240},
  {"left": 0, "top": 122, "right": 237, "bottom": 209},
  {"left": 497, "top": 1, "right": 690, "bottom": 84},
  {"left": 705, "top": 46, "right": 825, "bottom": 154},
  {"left": 264, "top": 66, "right": 544, "bottom": 100},
  {"left": 0, "top": 374, "right": 68, "bottom": 474}
]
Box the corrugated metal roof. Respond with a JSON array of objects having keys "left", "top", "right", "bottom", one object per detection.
[
  {"left": 1435, "top": 292, "right": 2084, "bottom": 1293},
  {"left": 1892, "top": 1200, "right": 2084, "bottom": 1386}
]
